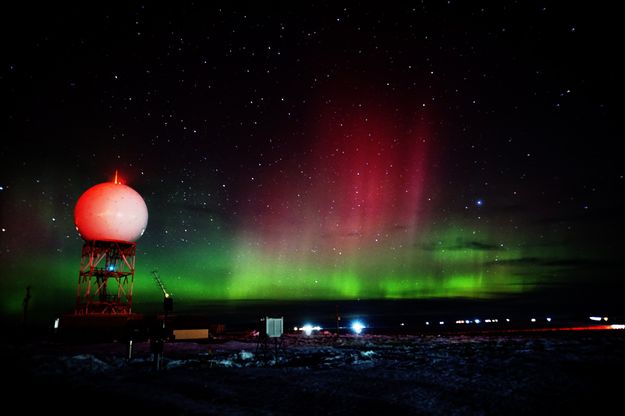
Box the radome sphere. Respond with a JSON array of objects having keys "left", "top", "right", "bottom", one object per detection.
[{"left": 74, "top": 182, "right": 148, "bottom": 242}]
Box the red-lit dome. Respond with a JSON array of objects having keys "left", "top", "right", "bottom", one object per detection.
[{"left": 74, "top": 181, "right": 148, "bottom": 242}]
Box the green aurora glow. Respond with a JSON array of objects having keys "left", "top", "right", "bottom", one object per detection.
[{"left": 1, "top": 220, "right": 552, "bottom": 317}]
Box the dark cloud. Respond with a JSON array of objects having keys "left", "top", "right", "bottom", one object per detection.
[
  {"left": 457, "top": 241, "right": 501, "bottom": 251},
  {"left": 420, "top": 241, "right": 502, "bottom": 252},
  {"left": 488, "top": 257, "right": 617, "bottom": 270},
  {"left": 489, "top": 257, "right": 542, "bottom": 266},
  {"left": 542, "top": 259, "right": 618, "bottom": 269}
]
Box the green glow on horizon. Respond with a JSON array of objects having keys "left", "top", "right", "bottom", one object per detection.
[
  {"left": 0, "top": 220, "right": 560, "bottom": 318},
  {"left": 130, "top": 222, "right": 539, "bottom": 301}
]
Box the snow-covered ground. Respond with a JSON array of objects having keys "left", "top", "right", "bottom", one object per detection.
[{"left": 5, "top": 331, "right": 624, "bottom": 415}]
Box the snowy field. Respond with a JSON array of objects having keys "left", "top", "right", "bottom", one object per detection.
[{"left": 5, "top": 331, "right": 624, "bottom": 415}]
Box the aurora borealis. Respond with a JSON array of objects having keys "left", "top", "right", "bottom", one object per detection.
[{"left": 1, "top": 3, "right": 623, "bottom": 319}]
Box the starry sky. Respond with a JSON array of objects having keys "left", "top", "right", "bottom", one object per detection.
[{"left": 1, "top": 2, "right": 623, "bottom": 319}]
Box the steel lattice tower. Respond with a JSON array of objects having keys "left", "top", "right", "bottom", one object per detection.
[{"left": 75, "top": 240, "right": 136, "bottom": 315}]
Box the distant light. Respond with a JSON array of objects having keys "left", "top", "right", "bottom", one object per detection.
[
  {"left": 107, "top": 264, "right": 116, "bottom": 272},
  {"left": 456, "top": 320, "right": 465, "bottom": 324},
  {"left": 476, "top": 199, "right": 484, "bottom": 207},
  {"left": 299, "top": 324, "right": 321, "bottom": 335},
  {"left": 603, "top": 317, "right": 609, "bottom": 322},
  {"left": 351, "top": 321, "right": 365, "bottom": 334},
  {"left": 506, "top": 318, "right": 510, "bottom": 322},
  {"left": 589, "top": 316, "right": 602, "bottom": 322},
  {"left": 54, "top": 318, "right": 60, "bottom": 329},
  {"left": 485, "top": 319, "right": 492, "bottom": 323},
  {"left": 439, "top": 321, "right": 445, "bottom": 325},
  {"left": 400, "top": 322, "right": 405, "bottom": 327},
  {"left": 474, "top": 319, "right": 481, "bottom": 324},
  {"left": 546, "top": 317, "right": 552, "bottom": 322},
  {"left": 425, "top": 321, "right": 430, "bottom": 325},
  {"left": 531, "top": 318, "right": 536, "bottom": 322},
  {"left": 611, "top": 324, "right": 625, "bottom": 330}
]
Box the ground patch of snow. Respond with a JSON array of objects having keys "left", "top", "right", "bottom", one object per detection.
[{"left": 5, "top": 331, "right": 624, "bottom": 415}]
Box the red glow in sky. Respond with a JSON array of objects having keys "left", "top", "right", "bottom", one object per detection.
[{"left": 242, "top": 97, "right": 432, "bottom": 260}]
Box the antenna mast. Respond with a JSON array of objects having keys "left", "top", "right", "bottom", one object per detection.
[{"left": 152, "top": 270, "right": 168, "bottom": 297}]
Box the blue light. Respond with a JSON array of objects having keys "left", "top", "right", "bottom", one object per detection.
[
  {"left": 351, "top": 320, "right": 365, "bottom": 334},
  {"left": 476, "top": 199, "right": 484, "bottom": 207},
  {"left": 107, "top": 264, "right": 116, "bottom": 272}
]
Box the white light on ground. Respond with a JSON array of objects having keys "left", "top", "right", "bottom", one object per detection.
[
  {"left": 546, "top": 317, "right": 552, "bottom": 322},
  {"left": 611, "top": 324, "right": 624, "bottom": 330},
  {"left": 351, "top": 321, "right": 365, "bottom": 334},
  {"left": 589, "top": 316, "right": 602, "bottom": 322},
  {"left": 54, "top": 318, "right": 60, "bottom": 329},
  {"left": 301, "top": 324, "right": 314, "bottom": 335},
  {"left": 531, "top": 318, "right": 536, "bottom": 322}
]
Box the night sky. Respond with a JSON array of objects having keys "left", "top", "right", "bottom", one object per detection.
[{"left": 1, "top": 2, "right": 623, "bottom": 319}]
